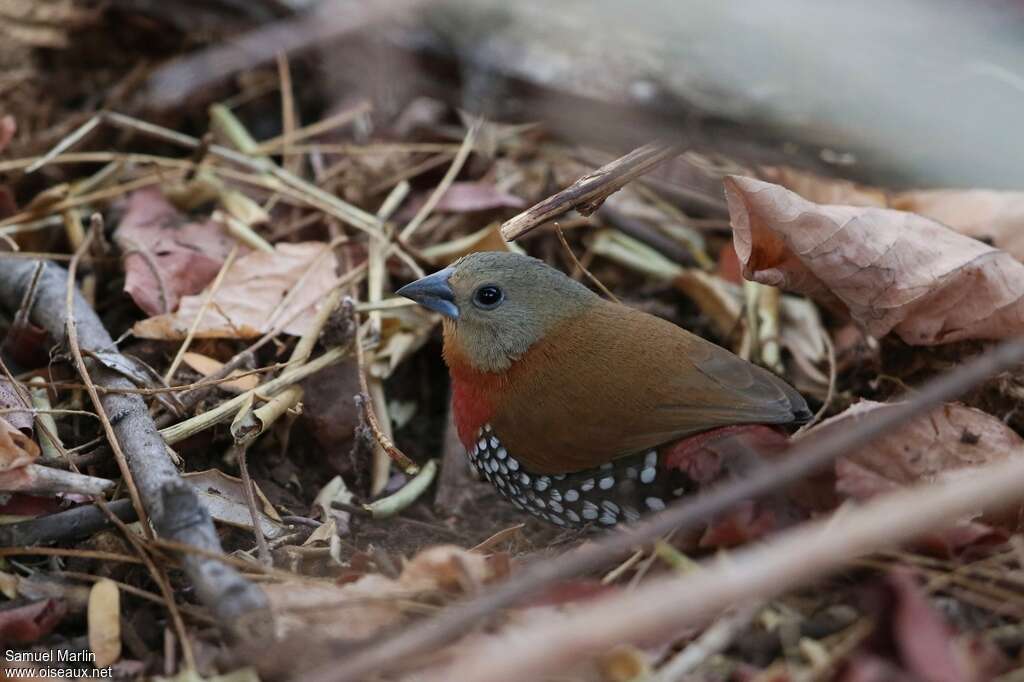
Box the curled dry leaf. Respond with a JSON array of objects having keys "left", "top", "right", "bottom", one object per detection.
[
  {"left": 115, "top": 187, "right": 235, "bottom": 316},
  {"left": 726, "top": 175, "right": 1024, "bottom": 345},
  {"left": 0, "top": 416, "right": 39, "bottom": 470},
  {"left": 133, "top": 242, "right": 340, "bottom": 340}
]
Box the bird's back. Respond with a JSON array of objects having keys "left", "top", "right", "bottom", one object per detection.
[{"left": 489, "top": 299, "right": 810, "bottom": 474}]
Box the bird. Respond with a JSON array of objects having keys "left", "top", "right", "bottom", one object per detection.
[{"left": 397, "top": 251, "right": 811, "bottom": 528}]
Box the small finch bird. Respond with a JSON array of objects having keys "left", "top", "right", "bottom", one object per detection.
[{"left": 398, "top": 252, "right": 811, "bottom": 528}]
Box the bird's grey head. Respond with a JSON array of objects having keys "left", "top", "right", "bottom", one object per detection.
[{"left": 396, "top": 251, "right": 599, "bottom": 372}]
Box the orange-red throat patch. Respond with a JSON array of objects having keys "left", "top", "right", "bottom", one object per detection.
[{"left": 443, "top": 336, "right": 502, "bottom": 450}]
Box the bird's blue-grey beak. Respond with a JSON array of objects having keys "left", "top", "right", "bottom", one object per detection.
[{"left": 396, "top": 267, "right": 459, "bottom": 319}]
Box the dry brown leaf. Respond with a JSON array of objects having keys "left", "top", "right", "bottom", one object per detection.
[
  {"left": 87, "top": 579, "right": 121, "bottom": 667},
  {"left": 759, "top": 166, "right": 888, "bottom": 207},
  {"left": 760, "top": 166, "right": 1024, "bottom": 262},
  {"left": 182, "top": 469, "right": 286, "bottom": 537},
  {"left": 0, "top": 416, "right": 39, "bottom": 470},
  {"left": 133, "top": 242, "right": 339, "bottom": 340},
  {"left": 182, "top": 352, "right": 259, "bottom": 393},
  {"left": 809, "top": 400, "right": 1024, "bottom": 529},
  {"left": 726, "top": 175, "right": 1024, "bottom": 345},
  {"left": 890, "top": 189, "right": 1024, "bottom": 262},
  {"left": 115, "top": 187, "right": 235, "bottom": 316}
]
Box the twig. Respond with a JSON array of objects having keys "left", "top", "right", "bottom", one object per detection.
[
  {"left": 0, "top": 464, "right": 114, "bottom": 496},
  {"left": 234, "top": 443, "right": 272, "bottom": 567},
  {"left": 554, "top": 223, "right": 619, "bottom": 303},
  {"left": 426, "top": 455, "right": 1024, "bottom": 682},
  {"left": 353, "top": 325, "right": 418, "bottom": 475},
  {"left": 303, "top": 336, "right": 1024, "bottom": 682},
  {"left": 501, "top": 142, "right": 683, "bottom": 241},
  {"left": 257, "top": 100, "right": 372, "bottom": 155},
  {"left": 64, "top": 217, "right": 149, "bottom": 531},
  {"left": 0, "top": 499, "right": 136, "bottom": 547}
]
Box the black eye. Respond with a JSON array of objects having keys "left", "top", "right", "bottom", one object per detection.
[{"left": 472, "top": 285, "right": 504, "bottom": 309}]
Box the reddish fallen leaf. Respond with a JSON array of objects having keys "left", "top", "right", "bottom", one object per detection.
[
  {"left": 521, "top": 580, "right": 616, "bottom": 608},
  {"left": 115, "top": 187, "right": 235, "bottom": 316},
  {"left": 433, "top": 182, "right": 525, "bottom": 213},
  {"left": 726, "top": 175, "right": 1024, "bottom": 345},
  {"left": 0, "top": 598, "right": 66, "bottom": 644},
  {"left": 132, "top": 241, "right": 340, "bottom": 339}
]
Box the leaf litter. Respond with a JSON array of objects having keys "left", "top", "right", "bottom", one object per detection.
[{"left": 1, "top": 24, "right": 1024, "bottom": 682}]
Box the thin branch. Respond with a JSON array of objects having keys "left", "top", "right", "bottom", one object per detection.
[
  {"left": 554, "top": 223, "right": 619, "bottom": 303},
  {"left": 64, "top": 216, "right": 149, "bottom": 532},
  {"left": 0, "top": 499, "right": 136, "bottom": 547},
  {"left": 501, "top": 142, "right": 683, "bottom": 241}
]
